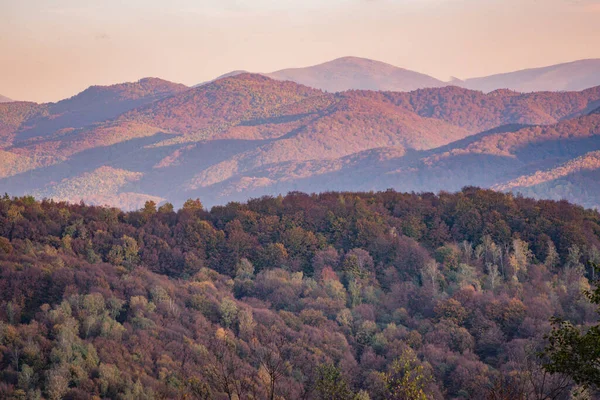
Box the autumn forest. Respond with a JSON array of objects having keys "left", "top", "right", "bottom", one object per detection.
[{"left": 0, "top": 188, "right": 599, "bottom": 399}]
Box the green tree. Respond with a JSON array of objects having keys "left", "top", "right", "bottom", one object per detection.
[
  {"left": 385, "top": 348, "right": 430, "bottom": 400},
  {"left": 542, "top": 264, "right": 600, "bottom": 391},
  {"left": 142, "top": 200, "right": 157, "bottom": 216},
  {"left": 219, "top": 298, "right": 238, "bottom": 329},
  {"left": 183, "top": 198, "right": 204, "bottom": 211},
  {"left": 314, "top": 364, "right": 354, "bottom": 400}
]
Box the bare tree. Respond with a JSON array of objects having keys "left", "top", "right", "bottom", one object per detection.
[
  {"left": 252, "top": 327, "right": 290, "bottom": 400},
  {"left": 487, "top": 343, "right": 572, "bottom": 400}
]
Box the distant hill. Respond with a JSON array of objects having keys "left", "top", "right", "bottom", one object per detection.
[
  {"left": 462, "top": 59, "right": 600, "bottom": 93},
  {"left": 265, "top": 56, "right": 445, "bottom": 92},
  {"left": 0, "top": 94, "right": 12, "bottom": 103},
  {"left": 0, "top": 78, "right": 188, "bottom": 145}
]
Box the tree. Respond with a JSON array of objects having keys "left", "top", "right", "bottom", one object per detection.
[
  {"left": 545, "top": 240, "right": 560, "bottom": 270},
  {"left": 314, "top": 364, "right": 354, "bottom": 400},
  {"left": 183, "top": 198, "right": 204, "bottom": 211},
  {"left": 219, "top": 298, "right": 238, "bottom": 329},
  {"left": 206, "top": 329, "right": 246, "bottom": 400},
  {"left": 421, "top": 260, "right": 439, "bottom": 292},
  {"left": 252, "top": 329, "right": 289, "bottom": 400},
  {"left": 486, "top": 263, "right": 500, "bottom": 291},
  {"left": 542, "top": 264, "right": 600, "bottom": 391},
  {"left": 0, "top": 237, "right": 12, "bottom": 254},
  {"left": 158, "top": 202, "right": 174, "bottom": 213},
  {"left": 385, "top": 348, "right": 430, "bottom": 400},
  {"left": 142, "top": 200, "right": 157, "bottom": 216},
  {"left": 509, "top": 238, "right": 531, "bottom": 279}
]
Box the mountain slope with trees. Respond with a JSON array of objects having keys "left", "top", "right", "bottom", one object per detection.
[{"left": 0, "top": 189, "right": 599, "bottom": 399}]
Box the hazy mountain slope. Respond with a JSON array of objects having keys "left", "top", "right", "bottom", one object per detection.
[
  {"left": 9, "top": 122, "right": 166, "bottom": 162},
  {"left": 15, "top": 78, "right": 188, "bottom": 143},
  {"left": 180, "top": 93, "right": 470, "bottom": 190},
  {"left": 385, "top": 85, "right": 600, "bottom": 133},
  {"left": 0, "top": 150, "right": 36, "bottom": 180},
  {"left": 0, "top": 78, "right": 188, "bottom": 179},
  {"left": 0, "top": 94, "right": 12, "bottom": 103},
  {"left": 31, "top": 166, "right": 164, "bottom": 209},
  {"left": 197, "top": 113, "right": 600, "bottom": 206},
  {"left": 121, "top": 74, "right": 324, "bottom": 136},
  {"left": 494, "top": 151, "right": 600, "bottom": 190},
  {"left": 367, "top": 114, "right": 600, "bottom": 206},
  {"left": 0, "top": 102, "right": 48, "bottom": 146},
  {"left": 491, "top": 151, "right": 600, "bottom": 208},
  {"left": 266, "top": 56, "right": 445, "bottom": 92},
  {"left": 497, "top": 166, "right": 600, "bottom": 210},
  {"left": 463, "top": 59, "right": 600, "bottom": 93},
  {"left": 175, "top": 83, "right": 600, "bottom": 202}
]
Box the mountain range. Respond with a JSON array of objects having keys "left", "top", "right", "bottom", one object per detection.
[
  {"left": 2, "top": 69, "right": 600, "bottom": 210},
  {"left": 202, "top": 57, "right": 600, "bottom": 94}
]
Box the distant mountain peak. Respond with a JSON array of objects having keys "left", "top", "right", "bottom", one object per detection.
[
  {"left": 0, "top": 94, "right": 12, "bottom": 103},
  {"left": 331, "top": 56, "right": 374, "bottom": 62},
  {"left": 265, "top": 56, "right": 444, "bottom": 92},
  {"left": 319, "top": 56, "right": 402, "bottom": 67}
]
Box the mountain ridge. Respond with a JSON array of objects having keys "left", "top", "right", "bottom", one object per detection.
[
  {"left": 198, "top": 57, "right": 600, "bottom": 94},
  {"left": 463, "top": 58, "right": 600, "bottom": 93}
]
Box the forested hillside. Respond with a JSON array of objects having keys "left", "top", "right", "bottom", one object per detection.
[{"left": 1, "top": 189, "right": 599, "bottom": 399}]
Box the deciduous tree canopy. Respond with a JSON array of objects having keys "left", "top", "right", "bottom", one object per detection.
[{"left": 0, "top": 188, "right": 599, "bottom": 399}]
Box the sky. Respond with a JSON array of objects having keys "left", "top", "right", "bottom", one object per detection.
[{"left": 1, "top": 0, "right": 600, "bottom": 103}]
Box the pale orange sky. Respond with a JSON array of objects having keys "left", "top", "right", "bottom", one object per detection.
[{"left": 1, "top": 0, "right": 600, "bottom": 103}]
